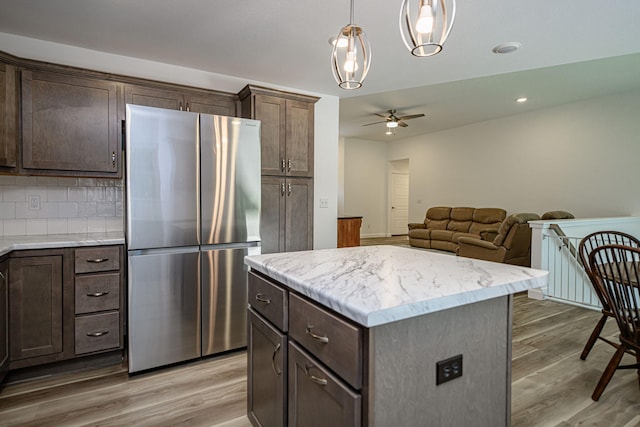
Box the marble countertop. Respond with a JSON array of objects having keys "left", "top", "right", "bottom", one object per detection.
[
  {"left": 245, "top": 245, "right": 548, "bottom": 327},
  {"left": 0, "top": 232, "right": 125, "bottom": 256}
]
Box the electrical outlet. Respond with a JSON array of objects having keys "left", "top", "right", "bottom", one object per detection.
[
  {"left": 319, "top": 198, "right": 329, "bottom": 208},
  {"left": 436, "top": 354, "right": 463, "bottom": 385},
  {"left": 28, "top": 195, "right": 41, "bottom": 210}
]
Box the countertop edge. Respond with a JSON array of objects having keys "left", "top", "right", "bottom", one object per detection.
[{"left": 0, "top": 232, "right": 126, "bottom": 257}]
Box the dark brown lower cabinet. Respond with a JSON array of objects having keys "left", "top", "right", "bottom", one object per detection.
[
  {"left": 0, "top": 259, "right": 8, "bottom": 383},
  {"left": 248, "top": 309, "right": 287, "bottom": 427},
  {"left": 288, "top": 342, "right": 361, "bottom": 427},
  {"left": 9, "top": 254, "right": 65, "bottom": 363}
]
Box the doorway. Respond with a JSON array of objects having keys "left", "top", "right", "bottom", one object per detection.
[{"left": 389, "top": 159, "right": 409, "bottom": 236}]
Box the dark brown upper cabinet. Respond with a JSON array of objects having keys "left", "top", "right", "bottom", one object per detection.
[
  {"left": 124, "top": 84, "right": 237, "bottom": 117},
  {"left": 0, "top": 61, "right": 18, "bottom": 169},
  {"left": 21, "top": 70, "right": 121, "bottom": 177},
  {"left": 239, "top": 86, "right": 318, "bottom": 178}
]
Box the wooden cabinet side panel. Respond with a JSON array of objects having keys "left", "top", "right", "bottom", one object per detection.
[
  {"left": 21, "top": 71, "right": 119, "bottom": 174},
  {"left": 285, "top": 178, "right": 313, "bottom": 252},
  {"left": 261, "top": 176, "right": 286, "bottom": 254},
  {"left": 9, "top": 255, "right": 64, "bottom": 361},
  {"left": 285, "top": 100, "right": 314, "bottom": 177},
  {"left": 0, "top": 259, "right": 8, "bottom": 382},
  {"left": 0, "top": 63, "right": 17, "bottom": 168},
  {"left": 255, "top": 95, "right": 286, "bottom": 175}
]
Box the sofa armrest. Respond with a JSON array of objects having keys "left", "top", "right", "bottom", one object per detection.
[
  {"left": 458, "top": 237, "right": 499, "bottom": 250},
  {"left": 480, "top": 230, "right": 499, "bottom": 241},
  {"left": 408, "top": 223, "right": 426, "bottom": 230}
]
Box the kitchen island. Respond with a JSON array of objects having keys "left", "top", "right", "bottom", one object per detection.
[{"left": 245, "top": 245, "right": 548, "bottom": 427}]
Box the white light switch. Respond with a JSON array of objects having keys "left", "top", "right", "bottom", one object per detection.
[
  {"left": 319, "top": 198, "right": 329, "bottom": 208},
  {"left": 28, "top": 195, "right": 41, "bottom": 210}
]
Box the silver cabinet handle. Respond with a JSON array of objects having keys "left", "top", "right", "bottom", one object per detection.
[
  {"left": 185, "top": 103, "right": 190, "bottom": 112},
  {"left": 179, "top": 102, "right": 183, "bottom": 111},
  {"left": 304, "top": 363, "right": 327, "bottom": 386},
  {"left": 287, "top": 183, "right": 292, "bottom": 196},
  {"left": 255, "top": 293, "right": 271, "bottom": 304},
  {"left": 305, "top": 324, "right": 329, "bottom": 343},
  {"left": 87, "top": 291, "right": 109, "bottom": 297},
  {"left": 112, "top": 151, "right": 116, "bottom": 168},
  {"left": 0, "top": 271, "right": 5, "bottom": 280},
  {"left": 287, "top": 159, "right": 292, "bottom": 172},
  {"left": 87, "top": 330, "right": 109, "bottom": 337},
  {"left": 281, "top": 158, "right": 286, "bottom": 171},
  {"left": 87, "top": 258, "right": 109, "bottom": 263},
  {"left": 281, "top": 182, "right": 285, "bottom": 196},
  {"left": 271, "top": 343, "right": 282, "bottom": 375}
]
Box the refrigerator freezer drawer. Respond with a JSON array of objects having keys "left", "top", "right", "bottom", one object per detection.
[
  {"left": 202, "top": 245, "right": 260, "bottom": 356},
  {"left": 128, "top": 249, "right": 200, "bottom": 373}
]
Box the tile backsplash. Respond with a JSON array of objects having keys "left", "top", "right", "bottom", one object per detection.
[{"left": 0, "top": 175, "right": 124, "bottom": 236}]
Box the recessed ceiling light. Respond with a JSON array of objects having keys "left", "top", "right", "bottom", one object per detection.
[
  {"left": 492, "top": 42, "right": 521, "bottom": 54},
  {"left": 515, "top": 97, "right": 528, "bottom": 103}
]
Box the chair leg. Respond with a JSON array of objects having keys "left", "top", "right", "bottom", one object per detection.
[
  {"left": 592, "top": 344, "right": 627, "bottom": 401},
  {"left": 581, "top": 314, "right": 609, "bottom": 360}
]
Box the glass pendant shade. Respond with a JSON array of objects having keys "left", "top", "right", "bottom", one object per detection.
[
  {"left": 331, "top": 0, "right": 371, "bottom": 89},
  {"left": 399, "top": 0, "right": 456, "bottom": 57}
]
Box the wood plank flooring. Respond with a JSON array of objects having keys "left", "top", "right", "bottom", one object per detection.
[{"left": 1, "top": 238, "right": 639, "bottom": 426}]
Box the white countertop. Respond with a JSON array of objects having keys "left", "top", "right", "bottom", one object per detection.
[
  {"left": 245, "top": 245, "right": 548, "bottom": 327},
  {"left": 0, "top": 232, "right": 125, "bottom": 256}
]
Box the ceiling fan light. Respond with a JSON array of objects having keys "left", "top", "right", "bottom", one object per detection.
[
  {"left": 399, "top": 0, "right": 456, "bottom": 57},
  {"left": 387, "top": 121, "right": 399, "bottom": 128},
  {"left": 386, "top": 129, "right": 394, "bottom": 135}
]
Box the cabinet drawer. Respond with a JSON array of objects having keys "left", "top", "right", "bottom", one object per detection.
[
  {"left": 75, "top": 246, "right": 120, "bottom": 273},
  {"left": 288, "top": 341, "right": 361, "bottom": 427},
  {"left": 75, "top": 273, "right": 120, "bottom": 314},
  {"left": 248, "top": 271, "right": 288, "bottom": 332},
  {"left": 75, "top": 312, "right": 120, "bottom": 355},
  {"left": 289, "top": 293, "right": 362, "bottom": 389}
]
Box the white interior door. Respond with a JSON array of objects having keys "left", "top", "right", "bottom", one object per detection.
[{"left": 390, "top": 173, "right": 409, "bottom": 235}]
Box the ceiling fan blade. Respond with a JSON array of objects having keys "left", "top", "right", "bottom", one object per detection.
[
  {"left": 374, "top": 113, "right": 389, "bottom": 119},
  {"left": 397, "top": 113, "right": 425, "bottom": 121},
  {"left": 398, "top": 121, "right": 409, "bottom": 127},
  {"left": 362, "top": 120, "right": 389, "bottom": 126}
]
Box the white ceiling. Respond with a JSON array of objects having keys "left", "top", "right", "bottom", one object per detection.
[{"left": 1, "top": 0, "right": 640, "bottom": 141}]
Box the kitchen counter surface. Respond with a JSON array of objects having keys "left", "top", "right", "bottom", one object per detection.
[
  {"left": 245, "top": 245, "right": 548, "bottom": 327},
  {"left": 0, "top": 231, "right": 125, "bottom": 256}
]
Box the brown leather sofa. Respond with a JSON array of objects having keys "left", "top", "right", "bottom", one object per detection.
[
  {"left": 457, "top": 213, "right": 541, "bottom": 267},
  {"left": 408, "top": 206, "right": 507, "bottom": 252}
]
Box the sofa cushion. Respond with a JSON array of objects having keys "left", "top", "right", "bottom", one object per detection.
[
  {"left": 493, "top": 213, "right": 540, "bottom": 246},
  {"left": 408, "top": 228, "right": 431, "bottom": 239},
  {"left": 473, "top": 208, "right": 507, "bottom": 224},
  {"left": 431, "top": 229, "right": 455, "bottom": 241},
  {"left": 450, "top": 207, "right": 474, "bottom": 221},
  {"left": 452, "top": 232, "right": 481, "bottom": 243},
  {"left": 447, "top": 220, "right": 472, "bottom": 232},
  {"left": 425, "top": 206, "right": 451, "bottom": 221},
  {"left": 426, "top": 219, "right": 448, "bottom": 230}
]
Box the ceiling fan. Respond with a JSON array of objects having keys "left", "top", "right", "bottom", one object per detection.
[{"left": 362, "top": 109, "right": 426, "bottom": 128}]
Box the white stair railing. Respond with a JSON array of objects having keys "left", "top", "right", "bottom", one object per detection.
[{"left": 529, "top": 216, "right": 640, "bottom": 310}]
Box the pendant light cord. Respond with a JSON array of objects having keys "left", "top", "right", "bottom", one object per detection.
[{"left": 350, "top": 0, "right": 354, "bottom": 25}]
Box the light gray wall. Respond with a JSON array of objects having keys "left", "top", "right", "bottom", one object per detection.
[
  {"left": 343, "top": 89, "right": 640, "bottom": 236},
  {"left": 0, "top": 33, "right": 339, "bottom": 247}
]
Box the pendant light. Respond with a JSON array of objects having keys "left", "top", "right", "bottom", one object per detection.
[
  {"left": 399, "top": 0, "right": 456, "bottom": 57},
  {"left": 331, "top": 0, "right": 371, "bottom": 90}
]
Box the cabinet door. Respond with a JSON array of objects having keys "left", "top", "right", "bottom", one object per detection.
[
  {"left": 255, "top": 94, "right": 286, "bottom": 176},
  {"left": 285, "top": 178, "right": 313, "bottom": 252},
  {"left": 288, "top": 342, "right": 361, "bottom": 427},
  {"left": 185, "top": 94, "right": 236, "bottom": 116},
  {"left": 9, "top": 255, "right": 63, "bottom": 361},
  {"left": 285, "top": 100, "right": 314, "bottom": 177},
  {"left": 0, "top": 63, "right": 17, "bottom": 168},
  {"left": 124, "top": 85, "right": 184, "bottom": 110},
  {"left": 248, "top": 309, "right": 287, "bottom": 427},
  {"left": 21, "top": 70, "right": 120, "bottom": 175},
  {"left": 0, "top": 260, "right": 8, "bottom": 383},
  {"left": 261, "top": 176, "right": 286, "bottom": 254}
]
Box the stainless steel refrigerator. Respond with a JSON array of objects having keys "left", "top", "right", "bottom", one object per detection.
[{"left": 125, "top": 104, "right": 260, "bottom": 373}]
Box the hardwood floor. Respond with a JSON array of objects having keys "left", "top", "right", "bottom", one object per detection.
[{"left": 1, "top": 239, "right": 639, "bottom": 426}]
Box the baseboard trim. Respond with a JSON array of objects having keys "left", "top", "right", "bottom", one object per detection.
[{"left": 361, "top": 233, "right": 388, "bottom": 239}]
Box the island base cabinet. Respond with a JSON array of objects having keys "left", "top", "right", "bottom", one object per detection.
[
  {"left": 288, "top": 341, "right": 361, "bottom": 427},
  {"left": 248, "top": 309, "right": 287, "bottom": 427}
]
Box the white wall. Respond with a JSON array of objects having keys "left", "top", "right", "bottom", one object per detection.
[
  {"left": 342, "top": 138, "right": 388, "bottom": 238},
  {"left": 341, "top": 90, "right": 640, "bottom": 236},
  {"left": 0, "top": 33, "right": 339, "bottom": 247}
]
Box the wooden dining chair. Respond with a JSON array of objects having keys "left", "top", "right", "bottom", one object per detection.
[
  {"left": 578, "top": 231, "right": 640, "bottom": 360},
  {"left": 588, "top": 244, "right": 640, "bottom": 401}
]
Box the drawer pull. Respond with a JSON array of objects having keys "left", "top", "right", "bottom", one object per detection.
[
  {"left": 86, "top": 330, "right": 109, "bottom": 337},
  {"left": 255, "top": 293, "right": 271, "bottom": 304},
  {"left": 305, "top": 325, "right": 329, "bottom": 343},
  {"left": 271, "top": 343, "right": 282, "bottom": 375},
  {"left": 304, "top": 364, "right": 328, "bottom": 386},
  {"left": 87, "top": 291, "right": 109, "bottom": 297},
  {"left": 87, "top": 258, "right": 109, "bottom": 263}
]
